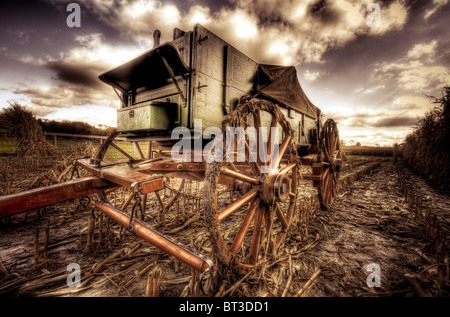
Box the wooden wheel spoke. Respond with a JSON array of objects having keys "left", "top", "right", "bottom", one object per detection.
[
  {"left": 164, "top": 179, "right": 185, "bottom": 210},
  {"left": 245, "top": 139, "right": 261, "bottom": 175},
  {"left": 271, "top": 135, "right": 291, "bottom": 169},
  {"left": 249, "top": 204, "right": 265, "bottom": 265},
  {"left": 254, "top": 110, "right": 263, "bottom": 166},
  {"left": 332, "top": 134, "right": 338, "bottom": 156},
  {"left": 266, "top": 115, "right": 278, "bottom": 166},
  {"left": 333, "top": 171, "right": 339, "bottom": 184},
  {"left": 322, "top": 166, "right": 330, "bottom": 181},
  {"left": 275, "top": 202, "right": 288, "bottom": 228},
  {"left": 230, "top": 198, "right": 260, "bottom": 255},
  {"left": 216, "top": 188, "right": 259, "bottom": 223},
  {"left": 263, "top": 204, "right": 274, "bottom": 255},
  {"left": 147, "top": 141, "right": 153, "bottom": 159},
  {"left": 279, "top": 162, "right": 296, "bottom": 175},
  {"left": 323, "top": 169, "right": 331, "bottom": 190},
  {"left": 111, "top": 142, "right": 134, "bottom": 161},
  {"left": 220, "top": 167, "right": 260, "bottom": 185},
  {"left": 121, "top": 192, "right": 134, "bottom": 210},
  {"left": 134, "top": 142, "right": 145, "bottom": 160}
]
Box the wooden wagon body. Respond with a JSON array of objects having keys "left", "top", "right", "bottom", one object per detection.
[
  {"left": 0, "top": 24, "right": 342, "bottom": 285},
  {"left": 99, "top": 24, "right": 321, "bottom": 154}
]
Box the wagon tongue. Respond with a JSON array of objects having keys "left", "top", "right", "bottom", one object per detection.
[{"left": 98, "top": 43, "right": 190, "bottom": 93}]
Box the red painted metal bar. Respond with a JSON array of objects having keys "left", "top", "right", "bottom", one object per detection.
[
  {"left": 94, "top": 200, "right": 212, "bottom": 272},
  {"left": 0, "top": 176, "right": 118, "bottom": 218}
]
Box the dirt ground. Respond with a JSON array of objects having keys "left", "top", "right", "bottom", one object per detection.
[
  {"left": 306, "top": 161, "right": 449, "bottom": 296},
  {"left": 0, "top": 156, "right": 449, "bottom": 297}
]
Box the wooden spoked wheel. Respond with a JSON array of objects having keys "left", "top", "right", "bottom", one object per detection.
[
  {"left": 92, "top": 131, "right": 201, "bottom": 226},
  {"left": 318, "top": 119, "right": 341, "bottom": 210},
  {"left": 90, "top": 130, "right": 156, "bottom": 216},
  {"left": 204, "top": 99, "right": 300, "bottom": 273},
  {"left": 94, "top": 130, "right": 152, "bottom": 164}
]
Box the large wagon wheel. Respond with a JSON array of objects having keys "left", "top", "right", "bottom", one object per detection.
[
  {"left": 204, "top": 99, "right": 300, "bottom": 275},
  {"left": 317, "top": 119, "right": 341, "bottom": 210}
]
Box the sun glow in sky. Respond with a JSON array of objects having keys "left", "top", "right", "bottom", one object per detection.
[{"left": 0, "top": 0, "right": 449, "bottom": 146}]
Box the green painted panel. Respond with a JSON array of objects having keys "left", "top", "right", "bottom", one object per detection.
[{"left": 117, "top": 103, "right": 177, "bottom": 132}]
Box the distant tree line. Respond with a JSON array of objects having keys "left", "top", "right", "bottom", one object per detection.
[
  {"left": 400, "top": 85, "right": 450, "bottom": 189},
  {"left": 1, "top": 102, "right": 115, "bottom": 137},
  {"left": 37, "top": 118, "right": 115, "bottom": 136}
]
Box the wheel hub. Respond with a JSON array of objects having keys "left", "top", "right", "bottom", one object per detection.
[
  {"left": 329, "top": 157, "right": 342, "bottom": 173},
  {"left": 260, "top": 170, "right": 291, "bottom": 204}
]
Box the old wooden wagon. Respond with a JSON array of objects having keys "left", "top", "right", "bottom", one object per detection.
[{"left": 0, "top": 24, "right": 341, "bottom": 282}]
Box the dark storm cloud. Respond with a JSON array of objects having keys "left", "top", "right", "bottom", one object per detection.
[
  {"left": 308, "top": 0, "right": 342, "bottom": 25},
  {"left": 0, "top": 0, "right": 448, "bottom": 144},
  {"left": 327, "top": 110, "right": 420, "bottom": 129},
  {"left": 44, "top": 61, "right": 103, "bottom": 88},
  {"left": 12, "top": 80, "right": 115, "bottom": 110},
  {"left": 343, "top": 115, "right": 417, "bottom": 129},
  {"left": 301, "top": 0, "right": 449, "bottom": 143},
  {"left": 372, "top": 116, "right": 418, "bottom": 128},
  {"left": 315, "top": 0, "right": 449, "bottom": 86}
]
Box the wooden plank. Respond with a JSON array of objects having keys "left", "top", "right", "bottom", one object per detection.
[
  {"left": 77, "top": 159, "right": 164, "bottom": 193},
  {"left": 0, "top": 176, "right": 117, "bottom": 218}
]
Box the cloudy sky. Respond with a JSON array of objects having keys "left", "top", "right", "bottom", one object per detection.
[{"left": 0, "top": 0, "right": 449, "bottom": 146}]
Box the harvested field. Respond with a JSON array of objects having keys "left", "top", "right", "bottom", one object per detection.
[{"left": 1, "top": 154, "right": 448, "bottom": 298}]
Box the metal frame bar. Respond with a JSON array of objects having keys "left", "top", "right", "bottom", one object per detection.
[
  {"left": 159, "top": 52, "right": 187, "bottom": 106},
  {"left": 94, "top": 200, "right": 211, "bottom": 272},
  {"left": 0, "top": 176, "right": 118, "bottom": 218}
]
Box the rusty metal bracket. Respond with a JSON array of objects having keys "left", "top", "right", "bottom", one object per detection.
[
  {"left": 79, "top": 196, "right": 91, "bottom": 210},
  {"left": 130, "top": 176, "right": 163, "bottom": 195},
  {"left": 129, "top": 190, "right": 144, "bottom": 233},
  {"left": 70, "top": 162, "right": 80, "bottom": 180}
]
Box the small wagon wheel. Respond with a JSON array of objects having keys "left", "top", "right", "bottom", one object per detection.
[
  {"left": 94, "top": 129, "right": 150, "bottom": 163},
  {"left": 317, "top": 119, "right": 341, "bottom": 210},
  {"left": 89, "top": 130, "right": 153, "bottom": 216},
  {"left": 92, "top": 131, "right": 198, "bottom": 225},
  {"left": 204, "top": 99, "right": 300, "bottom": 274}
]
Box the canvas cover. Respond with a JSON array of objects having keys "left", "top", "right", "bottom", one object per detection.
[{"left": 254, "top": 64, "right": 321, "bottom": 120}]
